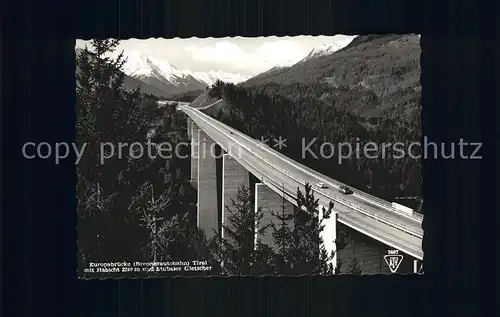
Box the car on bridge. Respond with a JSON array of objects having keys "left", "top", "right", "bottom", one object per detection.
[
  {"left": 339, "top": 185, "right": 353, "bottom": 195},
  {"left": 316, "top": 182, "right": 328, "bottom": 189}
]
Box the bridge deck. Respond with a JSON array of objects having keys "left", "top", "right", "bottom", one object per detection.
[{"left": 179, "top": 103, "right": 423, "bottom": 260}]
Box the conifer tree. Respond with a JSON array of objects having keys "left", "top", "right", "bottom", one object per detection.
[
  {"left": 77, "top": 181, "right": 116, "bottom": 271},
  {"left": 269, "top": 183, "right": 338, "bottom": 275},
  {"left": 76, "top": 39, "right": 151, "bottom": 262},
  {"left": 294, "top": 183, "right": 336, "bottom": 274},
  {"left": 76, "top": 40, "right": 203, "bottom": 272},
  {"left": 129, "top": 182, "right": 172, "bottom": 263},
  {"left": 209, "top": 185, "right": 274, "bottom": 275},
  {"left": 269, "top": 185, "right": 295, "bottom": 274}
]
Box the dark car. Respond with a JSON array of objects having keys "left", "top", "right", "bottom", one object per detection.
[{"left": 339, "top": 185, "right": 353, "bottom": 195}]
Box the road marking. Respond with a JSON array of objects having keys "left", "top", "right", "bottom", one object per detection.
[
  {"left": 183, "top": 106, "right": 422, "bottom": 235},
  {"left": 182, "top": 104, "right": 422, "bottom": 222},
  {"left": 183, "top": 106, "right": 423, "bottom": 239},
  {"left": 189, "top": 113, "right": 423, "bottom": 259}
]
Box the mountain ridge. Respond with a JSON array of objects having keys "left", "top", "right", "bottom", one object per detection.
[
  {"left": 298, "top": 37, "right": 356, "bottom": 63},
  {"left": 116, "top": 50, "right": 251, "bottom": 87},
  {"left": 243, "top": 36, "right": 355, "bottom": 85},
  {"left": 76, "top": 47, "right": 250, "bottom": 97},
  {"left": 239, "top": 34, "right": 421, "bottom": 118},
  {"left": 217, "top": 34, "right": 421, "bottom": 118},
  {"left": 76, "top": 48, "right": 181, "bottom": 97},
  {"left": 114, "top": 50, "right": 208, "bottom": 95}
]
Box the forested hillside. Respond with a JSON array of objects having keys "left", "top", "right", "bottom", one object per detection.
[
  {"left": 165, "top": 89, "right": 206, "bottom": 102},
  {"left": 244, "top": 66, "right": 290, "bottom": 83},
  {"left": 205, "top": 70, "right": 422, "bottom": 206},
  {"left": 199, "top": 34, "right": 423, "bottom": 205},
  {"left": 242, "top": 34, "right": 421, "bottom": 119}
]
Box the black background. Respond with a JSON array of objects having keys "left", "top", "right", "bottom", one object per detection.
[{"left": 3, "top": 0, "right": 495, "bottom": 316}]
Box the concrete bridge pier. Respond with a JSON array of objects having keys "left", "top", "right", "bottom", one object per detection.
[
  {"left": 197, "top": 129, "right": 220, "bottom": 240},
  {"left": 254, "top": 183, "right": 294, "bottom": 251},
  {"left": 221, "top": 154, "right": 250, "bottom": 239},
  {"left": 187, "top": 117, "right": 192, "bottom": 138},
  {"left": 190, "top": 121, "right": 200, "bottom": 189}
]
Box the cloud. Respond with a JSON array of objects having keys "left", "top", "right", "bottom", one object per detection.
[
  {"left": 185, "top": 41, "right": 246, "bottom": 63},
  {"left": 255, "top": 40, "right": 306, "bottom": 65},
  {"left": 184, "top": 39, "right": 309, "bottom": 73},
  {"left": 77, "top": 36, "right": 357, "bottom": 77}
]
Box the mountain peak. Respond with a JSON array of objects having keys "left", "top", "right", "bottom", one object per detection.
[
  {"left": 97, "top": 49, "right": 250, "bottom": 94},
  {"left": 299, "top": 37, "right": 356, "bottom": 63},
  {"left": 118, "top": 50, "right": 183, "bottom": 80},
  {"left": 125, "top": 50, "right": 149, "bottom": 60}
]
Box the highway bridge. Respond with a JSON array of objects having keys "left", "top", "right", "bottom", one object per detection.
[{"left": 158, "top": 99, "right": 424, "bottom": 273}]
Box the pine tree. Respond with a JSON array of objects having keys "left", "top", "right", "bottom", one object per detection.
[
  {"left": 268, "top": 183, "right": 338, "bottom": 275},
  {"left": 269, "top": 185, "right": 295, "bottom": 274},
  {"left": 76, "top": 40, "right": 200, "bottom": 269},
  {"left": 291, "top": 183, "right": 336, "bottom": 275},
  {"left": 209, "top": 185, "right": 274, "bottom": 275},
  {"left": 76, "top": 39, "right": 154, "bottom": 189},
  {"left": 76, "top": 39, "right": 149, "bottom": 262},
  {"left": 77, "top": 180, "right": 117, "bottom": 272},
  {"left": 129, "top": 182, "right": 172, "bottom": 263}
]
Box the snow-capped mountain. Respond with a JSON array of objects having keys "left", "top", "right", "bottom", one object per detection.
[
  {"left": 298, "top": 36, "right": 356, "bottom": 62},
  {"left": 188, "top": 70, "right": 250, "bottom": 85},
  {"left": 121, "top": 50, "right": 186, "bottom": 82},
  {"left": 272, "top": 59, "right": 297, "bottom": 67},
  {"left": 109, "top": 50, "right": 251, "bottom": 94},
  {"left": 115, "top": 50, "right": 207, "bottom": 95}
]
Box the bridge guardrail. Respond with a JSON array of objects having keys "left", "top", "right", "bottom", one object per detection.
[
  {"left": 270, "top": 165, "right": 423, "bottom": 238},
  {"left": 267, "top": 151, "right": 425, "bottom": 221},
  {"left": 184, "top": 104, "right": 424, "bottom": 223},
  {"left": 232, "top": 138, "right": 424, "bottom": 237},
  {"left": 186, "top": 107, "right": 423, "bottom": 239},
  {"left": 262, "top": 176, "right": 422, "bottom": 258},
  {"left": 413, "top": 213, "right": 424, "bottom": 221},
  {"left": 264, "top": 152, "right": 395, "bottom": 210},
  {"left": 190, "top": 113, "right": 423, "bottom": 256},
  {"left": 356, "top": 192, "right": 424, "bottom": 220}
]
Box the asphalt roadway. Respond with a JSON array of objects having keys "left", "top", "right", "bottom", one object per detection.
[{"left": 181, "top": 104, "right": 424, "bottom": 260}]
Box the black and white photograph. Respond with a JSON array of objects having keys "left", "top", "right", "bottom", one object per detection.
[{"left": 75, "top": 34, "right": 424, "bottom": 278}]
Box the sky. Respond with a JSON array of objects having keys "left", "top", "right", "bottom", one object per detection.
[{"left": 75, "top": 35, "right": 355, "bottom": 77}]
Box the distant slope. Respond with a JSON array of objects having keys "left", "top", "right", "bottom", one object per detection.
[
  {"left": 240, "top": 34, "right": 421, "bottom": 117},
  {"left": 191, "top": 71, "right": 250, "bottom": 85},
  {"left": 241, "top": 66, "right": 290, "bottom": 86},
  {"left": 178, "top": 88, "right": 232, "bottom": 119},
  {"left": 335, "top": 34, "right": 390, "bottom": 52},
  {"left": 164, "top": 89, "right": 206, "bottom": 102},
  {"left": 189, "top": 90, "right": 221, "bottom": 108},
  {"left": 121, "top": 75, "right": 177, "bottom": 98}
]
